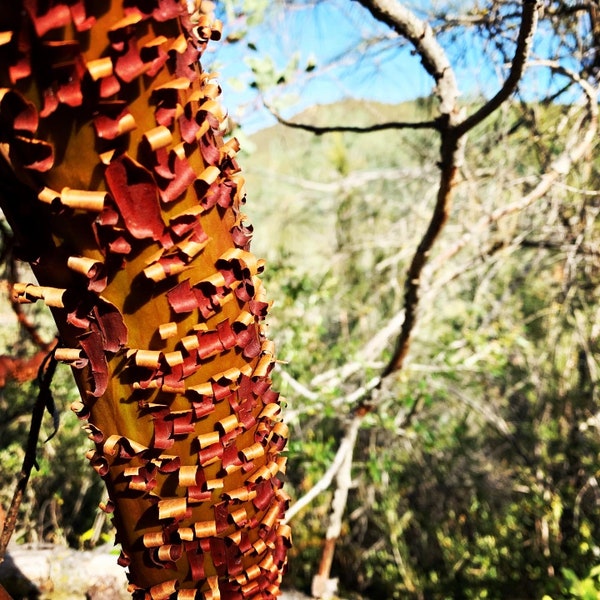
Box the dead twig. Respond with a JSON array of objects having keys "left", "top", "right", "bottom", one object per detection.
[
  {"left": 0, "top": 347, "right": 58, "bottom": 562},
  {"left": 265, "top": 104, "right": 440, "bottom": 134}
]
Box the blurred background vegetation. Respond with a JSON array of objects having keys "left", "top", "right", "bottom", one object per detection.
[
  {"left": 1, "top": 1, "right": 599, "bottom": 599},
  {"left": 242, "top": 99, "right": 600, "bottom": 600}
]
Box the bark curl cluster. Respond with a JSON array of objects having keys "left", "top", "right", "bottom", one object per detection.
[{"left": 0, "top": 2, "right": 289, "bottom": 599}]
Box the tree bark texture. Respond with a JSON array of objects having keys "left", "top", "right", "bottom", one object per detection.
[{"left": 0, "top": 2, "right": 290, "bottom": 599}]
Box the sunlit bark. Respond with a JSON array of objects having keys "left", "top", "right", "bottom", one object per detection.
[{"left": 0, "top": 2, "right": 289, "bottom": 598}]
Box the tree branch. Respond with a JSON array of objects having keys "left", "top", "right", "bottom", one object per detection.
[
  {"left": 430, "top": 64, "right": 598, "bottom": 272},
  {"left": 355, "top": 0, "right": 460, "bottom": 117},
  {"left": 312, "top": 415, "right": 360, "bottom": 598},
  {"left": 455, "top": 0, "right": 541, "bottom": 136},
  {"left": 284, "top": 415, "right": 362, "bottom": 524},
  {"left": 0, "top": 348, "right": 57, "bottom": 563},
  {"left": 377, "top": 133, "right": 460, "bottom": 381},
  {"left": 266, "top": 102, "right": 439, "bottom": 134},
  {"left": 342, "top": 0, "right": 463, "bottom": 389},
  {"left": 247, "top": 166, "right": 429, "bottom": 194},
  {"left": 545, "top": 2, "right": 599, "bottom": 17}
]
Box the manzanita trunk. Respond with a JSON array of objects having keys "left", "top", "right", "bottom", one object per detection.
[{"left": 0, "top": 2, "right": 290, "bottom": 598}]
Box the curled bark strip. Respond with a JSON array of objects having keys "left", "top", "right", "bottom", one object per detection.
[{"left": 105, "top": 155, "right": 166, "bottom": 242}]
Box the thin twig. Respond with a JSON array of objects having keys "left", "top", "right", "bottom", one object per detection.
[
  {"left": 284, "top": 415, "right": 362, "bottom": 524},
  {"left": 0, "top": 347, "right": 57, "bottom": 562},
  {"left": 279, "top": 368, "right": 319, "bottom": 402},
  {"left": 246, "top": 166, "right": 428, "bottom": 194},
  {"left": 266, "top": 103, "right": 440, "bottom": 134},
  {"left": 356, "top": 0, "right": 459, "bottom": 116},
  {"left": 455, "top": 0, "right": 541, "bottom": 136}
]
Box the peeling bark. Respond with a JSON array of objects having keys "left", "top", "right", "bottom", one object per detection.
[{"left": 0, "top": 2, "right": 289, "bottom": 598}]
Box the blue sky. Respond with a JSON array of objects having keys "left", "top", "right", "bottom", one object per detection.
[{"left": 206, "top": 1, "right": 435, "bottom": 131}]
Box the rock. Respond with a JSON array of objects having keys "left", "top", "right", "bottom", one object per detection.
[
  {"left": 0, "top": 550, "right": 41, "bottom": 599},
  {"left": 280, "top": 591, "right": 314, "bottom": 600},
  {"left": 85, "top": 580, "right": 124, "bottom": 600},
  {"left": 0, "top": 543, "right": 128, "bottom": 599}
]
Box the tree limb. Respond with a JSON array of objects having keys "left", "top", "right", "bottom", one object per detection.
[
  {"left": 247, "top": 166, "right": 430, "bottom": 194},
  {"left": 342, "top": 0, "right": 464, "bottom": 388},
  {"left": 430, "top": 63, "right": 598, "bottom": 272},
  {"left": 313, "top": 414, "right": 360, "bottom": 598},
  {"left": 266, "top": 103, "right": 439, "bottom": 134},
  {"left": 455, "top": 0, "right": 541, "bottom": 136},
  {"left": 284, "top": 415, "right": 362, "bottom": 524},
  {"left": 377, "top": 132, "right": 460, "bottom": 381},
  {"left": 355, "top": 0, "right": 459, "bottom": 117},
  {"left": 0, "top": 349, "right": 57, "bottom": 563}
]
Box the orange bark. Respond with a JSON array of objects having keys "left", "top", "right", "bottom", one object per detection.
[
  {"left": 0, "top": 2, "right": 289, "bottom": 598},
  {"left": 0, "top": 583, "right": 12, "bottom": 600}
]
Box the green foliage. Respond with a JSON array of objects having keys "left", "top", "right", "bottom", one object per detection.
[
  {"left": 0, "top": 285, "right": 109, "bottom": 548},
  {"left": 544, "top": 566, "right": 600, "bottom": 600}
]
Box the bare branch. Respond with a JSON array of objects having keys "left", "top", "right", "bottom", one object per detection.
[
  {"left": 340, "top": 0, "right": 463, "bottom": 387},
  {"left": 377, "top": 143, "right": 459, "bottom": 380},
  {"left": 431, "top": 64, "right": 598, "bottom": 272},
  {"left": 574, "top": 476, "right": 600, "bottom": 530},
  {"left": 284, "top": 415, "right": 362, "bottom": 524},
  {"left": 313, "top": 415, "right": 360, "bottom": 598},
  {"left": 355, "top": 0, "right": 460, "bottom": 118},
  {"left": 279, "top": 368, "right": 319, "bottom": 402},
  {"left": 455, "top": 0, "right": 541, "bottom": 136},
  {"left": 266, "top": 102, "right": 439, "bottom": 134},
  {"left": 247, "top": 166, "right": 431, "bottom": 194},
  {"left": 545, "top": 2, "right": 599, "bottom": 17}
]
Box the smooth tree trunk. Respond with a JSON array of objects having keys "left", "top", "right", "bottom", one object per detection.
[{"left": 0, "top": 2, "right": 290, "bottom": 599}]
